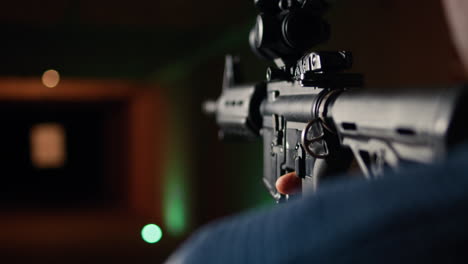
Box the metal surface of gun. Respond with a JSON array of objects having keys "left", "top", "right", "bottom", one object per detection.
[{"left": 203, "top": 0, "right": 468, "bottom": 202}]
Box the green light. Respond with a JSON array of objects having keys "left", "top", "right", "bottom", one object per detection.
[
  {"left": 141, "top": 224, "right": 163, "bottom": 244},
  {"left": 164, "top": 154, "right": 189, "bottom": 236}
]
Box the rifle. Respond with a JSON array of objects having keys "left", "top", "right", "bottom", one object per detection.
[{"left": 203, "top": 0, "right": 468, "bottom": 202}]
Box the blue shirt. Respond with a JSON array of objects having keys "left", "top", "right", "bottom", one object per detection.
[{"left": 167, "top": 145, "right": 468, "bottom": 263}]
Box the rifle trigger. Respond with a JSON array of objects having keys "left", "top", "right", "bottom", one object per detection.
[{"left": 295, "top": 144, "right": 306, "bottom": 178}]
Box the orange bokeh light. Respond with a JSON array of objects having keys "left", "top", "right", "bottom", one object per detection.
[
  {"left": 30, "top": 123, "right": 67, "bottom": 169},
  {"left": 42, "top": 69, "right": 60, "bottom": 88}
]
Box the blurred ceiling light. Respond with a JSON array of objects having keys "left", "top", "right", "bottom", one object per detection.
[
  {"left": 42, "top": 69, "right": 60, "bottom": 88},
  {"left": 30, "top": 123, "right": 67, "bottom": 169}
]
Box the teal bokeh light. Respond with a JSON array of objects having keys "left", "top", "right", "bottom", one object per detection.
[{"left": 141, "top": 224, "right": 163, "bottom": 244}]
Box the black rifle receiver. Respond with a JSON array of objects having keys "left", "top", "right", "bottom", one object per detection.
[{"left": 203, "top": 0, "right": 468, "bottom": 202}]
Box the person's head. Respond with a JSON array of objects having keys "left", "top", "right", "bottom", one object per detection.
[{"left": 442, "top": 0, "right": 468, "bottom": 77}]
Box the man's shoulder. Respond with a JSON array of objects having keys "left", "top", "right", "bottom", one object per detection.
[{"left": 166, "top": 143, "right": 468, "bottom": 264}]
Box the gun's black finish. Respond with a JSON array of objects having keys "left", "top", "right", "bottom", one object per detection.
[{"left": 203, "top": 0, "right": 468, "bottom": 202}]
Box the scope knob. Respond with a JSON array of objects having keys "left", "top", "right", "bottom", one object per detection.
[{"left": 249, "top": 14, "right": 283, "bottom": 60}]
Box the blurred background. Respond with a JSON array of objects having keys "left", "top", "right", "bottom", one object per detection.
[{"left": 0, "top": 0, "right": 465, "bottom": 262}]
